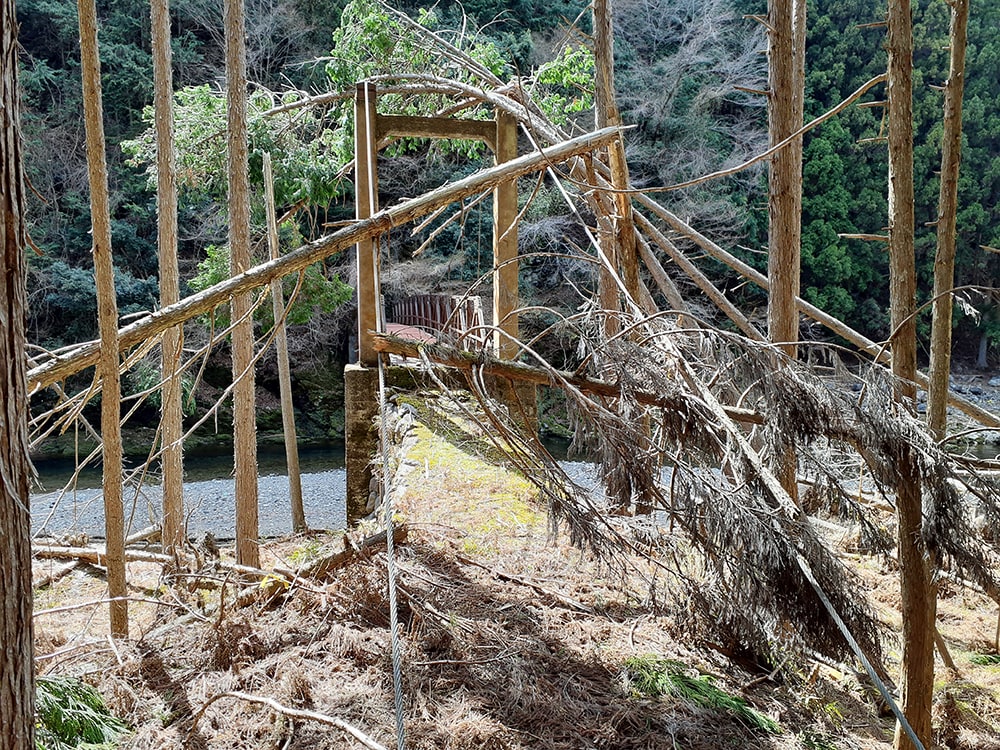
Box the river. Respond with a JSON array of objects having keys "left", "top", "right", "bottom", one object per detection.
[{"left": 30, "top": 444, "right": 347, "bottom": 541}]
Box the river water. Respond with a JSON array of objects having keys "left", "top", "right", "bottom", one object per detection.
[{"left": 30, "top": 444, "right": 347, "bottom": 541}]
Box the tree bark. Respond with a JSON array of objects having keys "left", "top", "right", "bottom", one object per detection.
[
  {"left": 0, "top": 0, "right": 36, "bottom": 742},
  {"left": 151, "top": 0, "right": 185, "bottom": 555},
  {"left": 225, "top": 0, "right": 259, "bottom": 567},
  {"left": 887, "top": 1, "right": 934, "bottom": 747},
  {"left": 593, "top": 0, "right": 640, "bottom": 312},
  {"left": 78, "top": 0, "right": 128, "bottom": 637},
  {"left": 767, "top": 0, "right": 806, "bottom": 502},
  {"left": 263, "top": 153, "right": 305, "bottom": 533},
  {"left": 927, "top": 0, "right": 969, "bottom": 441}
]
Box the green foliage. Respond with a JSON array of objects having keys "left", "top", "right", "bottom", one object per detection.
[
  {"left": 623, "top": 655, "right": 781, "bottom": 734},
  {"left": 122, "top": 85, "right": 347, "bottom": 208},
  {"left": 124, "top": 359, "right": 197, "bottom": 416},
  {"left": 189, "top": 229, "right": 351, "bottom": 329},
  {"left": 800, "top": 0, "right": 1000, "bottom": 353},
  {"left": 27, "top": 258, "right": 160, "bottom": 345},
  {"left": 35, "top": 675, "right": 129, "bottom": 750},
  {"left": 535, "top": 45, "right": 595, "bottom": 125},
  {"left": 969, "top": 652, "right": 1000, "bottom": 666}
]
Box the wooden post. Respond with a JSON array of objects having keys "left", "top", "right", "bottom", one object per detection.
[
  {"left": 493, "top": 110, "right": 518, "bottom": 358},
  {"left": 263, "top": 153, "right": 306, "bottom": 534},
  {"left": 355, "top": 82, "right": 381, "bottom": 366}
]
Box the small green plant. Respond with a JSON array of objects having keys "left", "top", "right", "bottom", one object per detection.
[
  {"left": 288, "top": 539, "right": 324, "bottom": 565},
  {"left": 624, "top": 656, "right": 780, "bottom": 734},
  {"left": 969, "top": 652, "right": 1000, "bottom": 666},
  {"left": 35, "top": 675, "right": 129, "bottom": 749}
]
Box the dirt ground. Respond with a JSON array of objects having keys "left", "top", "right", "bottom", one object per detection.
[{"left": 31, "top": 401, "right": 1000, "bottom": 749}]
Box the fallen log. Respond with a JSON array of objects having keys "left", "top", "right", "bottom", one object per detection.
[
  {"left": 33, "top": 561, "right": 79, "bottom": 590},
  {"left": 301, "top": 525, "right": 408, "bottom": 580},
  {"left": 27, "top": 127, "right": 623, "bottom": 393},
  {"left": 32, "top": 544, "right": 299, "bottom": 584},
  {"left": 371, "top": 333, "right": 765, "bottom": 425},
  {"left": 636, "top": 197, "right": 1000, "bottom": 429}
]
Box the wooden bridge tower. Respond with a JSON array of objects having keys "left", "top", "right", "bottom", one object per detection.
[{"left": 345, "top": 82, "right": 526, "bottom": 522}]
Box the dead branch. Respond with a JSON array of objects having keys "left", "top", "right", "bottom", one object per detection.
[
  {"left": 33, "top": 561, "right": 79, "bottom": 589},
  {"left": 453, "top": 551, "right": 592, "bottom": 613},
  {"left": 188, "top": 691, "right": 388, "bottom": 750},
  {"left": 300, "top": 525, "right": 408, "bottom": 579}
]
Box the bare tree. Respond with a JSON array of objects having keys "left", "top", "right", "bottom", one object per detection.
[
  {"left": 0, "top": 0, "right": 36, "bottom": 742},
  {"left": 225, "top": 0, "right": 260, "bottom": 568},
  {"left": 151, "top": 0, "right": 185, "bottom": 556},
  {"left": 887, "top": 1, "right": 933, "bottom": 747},
  {"left": 78, "top": 0, "right": 128, "bottom": 637},
  {"left": 927, "top": 0, "right": 970, "bottom": 442}
]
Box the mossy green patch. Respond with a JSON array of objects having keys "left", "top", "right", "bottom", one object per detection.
[{"left": 401, "top": 418, "right": 543, "bottom": 557}]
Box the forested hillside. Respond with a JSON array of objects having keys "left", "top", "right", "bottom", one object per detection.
[{"left": 16, "top": 0, "right": 1000, "bottom": 361}]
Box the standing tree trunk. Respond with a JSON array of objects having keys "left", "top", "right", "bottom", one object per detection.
[
  {"left": 927, "top": 0, "right": 970, "bottom": 441},
  {"left": 225, "top": 0, "right": 260, "bottom": 567},
  {"left": 887, "top": 1, "right": 934, "bottom": 747},
  {"left": 767, "top": 0, "right": 806, "bottom": 501},
  {"left": 151, "top": 0, "right": 185, "bottom": 555},
  {"left": 79, "top": 0, "right": 128, "bottom": 637},
  {"left": 593, "top": 0, "right": 640, "bottom": 307},
  {"left": 263, "top": 153, "right": 305, "bottom": 533},
  {"left": 1, "top": 0, "right": 36, "bottom": 742},
  {"left": 592, "top": 0, "right": 622, "bottom": 335}
]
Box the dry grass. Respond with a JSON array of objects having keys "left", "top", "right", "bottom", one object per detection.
[{"left": 29, "top": 395, "right": 1000, "bottom": 749}]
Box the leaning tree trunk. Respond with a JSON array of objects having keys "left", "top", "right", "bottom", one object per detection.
[
  {"left": 263, "top": 153, "right": 305, "bottom": 533},
  {"left": 0, "top": 0, "right": 36, "bottom": 743},
  {"left": 79, "top": 0, "right": 128, "bottom": 637},
  {"left": 767, "top": 0, "right": 806, "bottom": 502},
  {"left": 927, "top": 0, "right": 970, "bottom": 442},
  {"left": 225, "top": 0, "right": 260, "bottom": 567},
  {"left": 887, "top": 1, "right": 934, "bottom": 747},
  {"left": 151, "top": 0, "right": 185, "bottom": 555}
]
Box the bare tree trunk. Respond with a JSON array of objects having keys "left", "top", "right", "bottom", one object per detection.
[
  {"left": 927, "top": 0, "right": 969, "bottom": 441},
  {"left": 767, "top": 0, "right": 805, "bottom": 357},
  {"left": 767, "top": 0, "right": 806, "bottom": 501},
  {"left": 593, "top": 0, "right": 621, "bottom": 334},
  {"left": 78, "top": 0, "right": 128, "bottom": 637},
  {"left": 151, "top": 0, "right": 185, "bottom": 556},
  {"left": 593, "top": 0, "right": 640, "bottom": 308},
  {"left": 0, "top": 0, "right": 36, "bottom": 742},
  {"left": 887, "top": 1, "right": 934, "bottom": 747},
  {"left": 225, "top": 0, "right": 260, "bottom": 567},
  {"left": 263, "top": 153, "right": 305, "bottom": 533}
]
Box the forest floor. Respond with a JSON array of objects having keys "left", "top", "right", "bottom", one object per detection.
[{"left": 30, "top": 389, "right": 1000, "bottom": 750}]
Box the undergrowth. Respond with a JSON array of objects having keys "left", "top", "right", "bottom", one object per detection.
[
  {"left": 623, "top": 655, "right": 780, "bottom": 734},
  {"left": 970, "top": 653, "right": 1000, "bottom": 666},
  {"left": 35, "top": 675, "right": 128, "bottom": 750}
]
